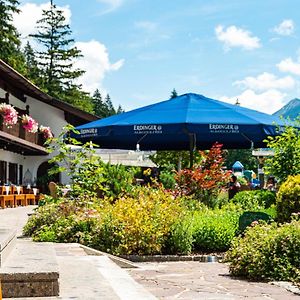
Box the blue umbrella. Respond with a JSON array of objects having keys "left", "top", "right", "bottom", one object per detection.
[{"left": 74, "top": 93, "right": 284, "bottom": 166}]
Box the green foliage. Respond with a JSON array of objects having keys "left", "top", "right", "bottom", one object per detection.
[
  {"left": 151, "top": 150, "right": 200, "bottom": 171},
  {"left": 192, "top": 208, "right": 240, "bottom": 252},
  {"left": 23, "top": 199, "right": 99, "bottom": 244},
  {"left": 170, "top": 88, "right": 178, "bottom": 99},
  {"left": 230, "top": 190, "right": 276, "bottom": 210},
  {"left": 238, "top": 211, "right": 273, "bottom": 233},
  {"left": 276, "top": 175, "right": 300, "bottom": 223},
  {"left": 159, "top": 167, "right": 176, "bottom": 189},
  {"left": 164, "top": 213, "right": 194, "bottom": 254},
  {"left": 264, "top": 122, "right": 300, "bottom": 183},
  {"left": 175, "top": 143, "right": 231, "bottom": 207},
  {"left": 86, "top": 188, "right": 186, "bottom": 255},
  {"left": 92, "top": 90, "right": 122, "bottom": 118},
  {"left": 47, "top": 125, "right": 106, "bottom": 199},
  {"left": 225, "top": 220, "right": 300, "bottom": 283},
  {"left": 224, "top": 149, "right": 257, "bottom": 171},
  {"left": 29, "top": 3, "right": 92, "bottom": 111},
  {"left": 0, "top": 0, "right": 26, "bottom": 72},
  {"left": 101, "top": 163, "right": 135, "bottom": 199}
]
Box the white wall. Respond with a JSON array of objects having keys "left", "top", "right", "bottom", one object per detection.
[{"left": 0, "top": 88, "right": 71, "bottom": 185}]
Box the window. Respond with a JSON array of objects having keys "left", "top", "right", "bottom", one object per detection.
[
  {"left": 8, "top": 162, "right": 18, "bottom": 184},
  {"left": 0, "top": 160, "right": 7, "bottom": 184}
]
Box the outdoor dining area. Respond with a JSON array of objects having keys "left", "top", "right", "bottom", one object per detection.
[{"left": 0, "top": 185, "right": 40, "bottom": 209}]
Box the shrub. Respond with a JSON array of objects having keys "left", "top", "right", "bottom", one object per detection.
[
  {"left": 164, "top": 212, "right": 194, "bottom": 254},
  {"left": 277, "top": 175, "right": 300, "bottom": 223},
  {"left": 159, "top": 169, "right": 176, "bottom": 189},
  {"left": 101, "top": 163, "right": 135, "bottom": 199},
  {"left": 89, "top": 188, "right": 186, "bottom": 255},
  {"left": 230, "top": 190, "right": 276, "bottom": 210},
  {"left": 225, "top": 220, "right": 300, "bottom": 283},
  {"left": 192, "top": 208, "right": 240, "bottom": 252},
  {"left": 175, "top": 143, "right": 231, "bottom": 207}
]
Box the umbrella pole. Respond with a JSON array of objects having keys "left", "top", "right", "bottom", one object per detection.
[{"left": 189, "top": 133, "right": 196, "bottom": 169}]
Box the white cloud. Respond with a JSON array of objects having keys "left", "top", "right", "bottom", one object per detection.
[
  {"left": 13, "top": 2, "right": 71, "bottom": 42},
  {"left": 215, "top": 25, "right": 261, "bottom": 50},
  {"left": 96, "top": 0, "right": 123, "bottom": 14},
  {"left": 234, "top": 72, "right": 295, "bottom": 91},
  {"left": 220, "top": 89, "right": 286, "bottom": 114},
  {"left": 74, "top": 40, "right": 124, "bottom": 93},
  {"left": 277, "top": 58, "right": 300, "bottom": 75},
  {"left": 273, "top": 19, "right": 294, "bottom": 36}
]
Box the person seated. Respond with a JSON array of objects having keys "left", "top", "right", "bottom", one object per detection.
[
  {"left": 265, "top": 176, "right": 276, "bottom": 191},
  {"left": 228, "top": 175, "right": 241, "bottom": 199}
]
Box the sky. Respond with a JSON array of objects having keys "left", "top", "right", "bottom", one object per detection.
[{"left": 14, "top": 0, "right": 300, "bottom": 114}]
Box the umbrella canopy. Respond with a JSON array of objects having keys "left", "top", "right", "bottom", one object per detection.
[{"left": 74, "top": 93, "right": 284, "bottom": 153}]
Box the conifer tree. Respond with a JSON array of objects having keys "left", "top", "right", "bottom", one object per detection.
[
  {"left": 30, "top": 2, "right": 84, "bottom": 101},
  {"left": 92, "top": 89, "right": 105, "bottom": 117},
  {"left": 0, "top": 0, "right": 25, "bottom": 71},
  {"left": 23, "top": 41, "right": 41, "bottom": 85},
  {"left": 104, "top": 94, "right": 116, "bottom": 117},
  {"left": 116, "top": 104, "right": 124, "bottom": 114},
  {"left": 170, "top": 88, "right": 178, "bottom": 99}
]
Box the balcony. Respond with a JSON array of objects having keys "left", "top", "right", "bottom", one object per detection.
[{"left": 0, "top": 118, "right": 48, "bottom": 156}]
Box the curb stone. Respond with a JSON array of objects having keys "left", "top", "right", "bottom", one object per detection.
[{"left": 270, "top": 281, "right": 300, "bottom": 295}]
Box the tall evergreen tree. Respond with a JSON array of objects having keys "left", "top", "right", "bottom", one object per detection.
[
  {"left": 170, "top": 88, "right": 178, "bottom": 99},
  {"left": 30, "top": 2, "right": 85, "bottom": 102},
  {"left": 116, "top": 104, "right": 124, "bottom": 114},
  {"left": 104, "top": 94, "right": 116, "bottom": 116},
  {"left": 0, "top": 0, "right": 25, "bottom": 72},
  {"left": 92, "top": 89, "right": 105, "bottom": 117},
  {"left": 23, "top": 41, "right": 41, "bottom": 85}
]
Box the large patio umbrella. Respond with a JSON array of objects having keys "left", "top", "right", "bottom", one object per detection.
[{"left": 74, "top": 93, "right": 285, "bottom": 166}]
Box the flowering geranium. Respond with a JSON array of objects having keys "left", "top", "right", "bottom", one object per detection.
[
  {"left": 39, "top": 125, "right": 53, "bottom": 139},
  {"left": 21, "top": 114, "right": 38, "bottom": 133},
  {"left": 0, "top": 103, "right": 18, "bottom": 127}
]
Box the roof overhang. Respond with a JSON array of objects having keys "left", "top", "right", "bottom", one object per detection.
[{"left": 0, "top": 131, "right": 48, "bottom": 156}]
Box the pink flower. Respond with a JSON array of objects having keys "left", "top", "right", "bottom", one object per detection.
[
  {"left": 0, "top": 103, "right": 18, "bottom": 127},
  {"left": 21, "top": 114, "right": 38, "bottom": 133},
  {"left": 39, "top": 125, "right": 53, "bottom": 139}
]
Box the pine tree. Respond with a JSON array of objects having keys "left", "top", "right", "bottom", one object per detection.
[
  {"left": 30, "top": 2, "right": 84, "bottom": 101},
  {"left": 170, "top": 88, "right": 178, "bottom": 99},
  {"left": 92, "top": 89, "right": 105, "bottom": 117},
  {"left": 23, "top": 41, "right": 41, "bottom": 85},
  {"left": 116, "top": 104, "right": 124, "bottom": 114},
  {"left": 104, "top": 94, "right": 116, "bottom": 117},
  {"left": 0, "top": 0, "right": 25, "bottom": 72}
]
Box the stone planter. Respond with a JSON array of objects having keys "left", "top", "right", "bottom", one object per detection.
[{"left": 19, "top": 126, "right": 37, "bottom": 144}]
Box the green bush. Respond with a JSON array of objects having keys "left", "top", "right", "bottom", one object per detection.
[
  {"left": 230, "top": 190, "right": 276, "bottom": 210},
  {"left": 159, "top": 169, "right": 176, "bottom": 189},
  {"left": 192, "top": 208, "right": 240, "bottom": 252},
  {"left": 164, "top": 212, "right": 194, "bottom": 254},
  {"left": 225, "top": 220, "right": 300, "bottom": 283},
  {"left": 276, "top": 175, "right": 300, "bottom": 223},
  {"left": 89, "top": 188, "right": 186, "bottom": 255}
]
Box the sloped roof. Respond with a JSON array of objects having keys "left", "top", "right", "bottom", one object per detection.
[{"left": 0, "top": 59, "right": 98, "bottom": 124}]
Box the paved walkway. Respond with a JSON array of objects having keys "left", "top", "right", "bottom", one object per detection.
[{"left": 1, "top": 206, "right": 299, "bottom": 299}]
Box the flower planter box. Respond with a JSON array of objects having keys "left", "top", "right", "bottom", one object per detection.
[
  {"left": 0, "top": 117, "right": 20, "bottom": 137},
  {"left": 37, "top": 133, "right": 46, "bottom": 146},
  {"left": 19, "top": 126, "right": 37, "bottom": 144}
]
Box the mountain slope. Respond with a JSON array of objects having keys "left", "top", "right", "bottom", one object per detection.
[{"left": 273, "top": 98, "right": 300, "bottom": 120}]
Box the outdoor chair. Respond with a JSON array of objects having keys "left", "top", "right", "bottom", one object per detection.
[{"left": 48, "top": 182, "right": 58, "bottom": 198}]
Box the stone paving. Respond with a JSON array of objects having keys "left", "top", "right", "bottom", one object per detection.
[
  {"left": 1, "top": 206, "right": 300, "bottom": 299},
  {"left": 128, "top": 261, "right": 300, "bottom": 299}
]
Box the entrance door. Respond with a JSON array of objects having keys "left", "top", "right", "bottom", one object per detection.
[{"left": 36, "top": 161, "right": 60, "bottom": 194}]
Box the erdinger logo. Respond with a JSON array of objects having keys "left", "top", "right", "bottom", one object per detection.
[
  {"left": 80, "top": 128, "right": 98, "bottom": 136},
  {"left": 133, "top": 124, "right": 163, "bottom": 134},
  {"left": 209, "top": 124, "right": 239, "bottom": 133}
]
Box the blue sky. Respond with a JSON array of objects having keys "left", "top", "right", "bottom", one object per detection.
[{"left": 16, "top": 0, "right": 300, "bottom": 113}]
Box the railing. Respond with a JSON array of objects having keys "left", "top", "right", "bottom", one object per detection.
[{"left": 0, "top": 118, "right": 46, "bottom": 146}]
